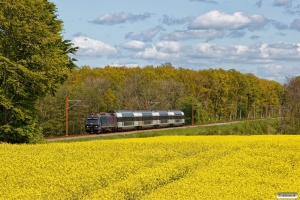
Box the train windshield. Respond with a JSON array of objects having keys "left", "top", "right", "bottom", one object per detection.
[{"left": 86, "top": 117, "right": 99, "bottom": 124}]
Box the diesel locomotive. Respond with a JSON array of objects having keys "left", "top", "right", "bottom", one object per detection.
[{"left": 85, "top": 110, "right": 185, "bottom": 134}]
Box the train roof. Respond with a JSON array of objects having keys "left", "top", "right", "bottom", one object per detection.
[
  {"left": 107, "top": 110, "right": 184, "bottom": 117},
  {"left": 108, "top": 110, "right": 183, "bottom": 113}
]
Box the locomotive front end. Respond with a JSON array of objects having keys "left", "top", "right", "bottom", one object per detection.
[
  {"left": 85, "top": 112, "right": 117, "bottom": 133},
  {"left": 85, "top": 114, "right": 101, "bottom": 133}
]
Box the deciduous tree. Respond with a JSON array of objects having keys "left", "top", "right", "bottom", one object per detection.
[
  {"left": 281, "top": 76, "right": 300, "bottom": 134},
  {"left": 0, "top": 0, "right": 77, "bottom": 143}
]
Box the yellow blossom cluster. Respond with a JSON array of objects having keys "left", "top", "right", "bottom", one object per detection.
[{"left": 0, "top": 136, "right": 299, "bottom": 199}]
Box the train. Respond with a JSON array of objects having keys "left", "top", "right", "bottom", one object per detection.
[{"left": 85, "top": 110, "right": 185, "bottom": 134}]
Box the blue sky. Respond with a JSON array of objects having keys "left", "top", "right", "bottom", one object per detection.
[{"left": 50, "top": 0, "right": 300, "bottom": 83}]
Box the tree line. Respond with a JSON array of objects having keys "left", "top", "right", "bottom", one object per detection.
[{"left": 36, "top": 65, "right": 284, "bottom": 137}]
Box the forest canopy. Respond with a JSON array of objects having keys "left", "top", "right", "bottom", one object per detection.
[{"left": 37, "top": 65, "right": 284, "bottom": 137}]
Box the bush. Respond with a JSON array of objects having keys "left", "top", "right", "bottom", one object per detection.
[
  {"left": 0, "top": 118, "right": 45, "bottom": 144},
  {"left": 230, "top": 120, "right": 279, "bottom": 135}
]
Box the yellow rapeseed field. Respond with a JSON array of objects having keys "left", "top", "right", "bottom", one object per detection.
[{"left": 0, "top": 136, "right": 299, "bottom": 199}]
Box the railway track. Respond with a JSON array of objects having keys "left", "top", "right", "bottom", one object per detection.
[
  {"left": 45, "top": 121, "right": 242, "bottom": 142},
  {"left": 46, "top": 117, "right": 280, "bottom": 141}
]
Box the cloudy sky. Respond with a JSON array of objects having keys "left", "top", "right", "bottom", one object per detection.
[{"left": 50, "top": 0, "right": 300, "bottom": 83}]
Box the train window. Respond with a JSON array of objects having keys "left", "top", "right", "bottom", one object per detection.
[
  {"left": 117, "top": 117, "right": 124, "bottom": 122},
  {"left": 86, "top": 118, "right": 99, "bottom": 123},
  {"left": 122, "top": 113, "right": 135, "bottom": 117},
  {"left": 134, "top": 117, "right": 141, "bottom": 121},
  {"left": 160, "top": 116, "right": 168, "bottom": 120},
  {"left": 123, "top": 117, "right": 133, "bottom": 121}
]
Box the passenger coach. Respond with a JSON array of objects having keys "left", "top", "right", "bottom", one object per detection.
[
  {"left": 85, "top": 110, "right": 185, "bottom": 133},
  {"left": 108, "top": 110, "right": 185, "bottom": 131}
]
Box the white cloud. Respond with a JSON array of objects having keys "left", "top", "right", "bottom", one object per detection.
[
  {"left": 92, "top": 12, "right": 151, "bottom": 25},
  {"left": 72, "top": 36, "right": 117, "bottom": 58},
  {"left": 121, "top": 40, "right": 146, "bottom": 50},
  {"left": 161, "top": 15, "right": 195, "bottom": 25},
  {"left": 134, "top": 46, "right": 172, "bottom": 60},
  {"left": 190, "top": 42, "right": 300, "bottom": 63},
  {"left": 132, "top": 42, "right": 300, "bottom": 66},
  {"left": 189, "top": 0, "right": 217, "bottom": 4},
  {"left": 290, "top": 19, "right": 300, "bottom": 31},
  {"left": 268, "top": 43, "right": 298, "bottom": 49},
  {"left": 134, "top": 42, "right": 181, "bottom": 60},
  {"left": 193, "top": 43, "right": 242, "bottom": 60},
  {"left": 188, "top": 10, "right": 267, "bottom": 31},
  {"left": 155, "top": 41, "right": 181, "bottom": 53},
  {"left": 109, "top": 61, "right": 140, "bottom": 68},
  {"left": 255, "top": 0, "right": 263, "bottom": 8},
  {"left": 160, "top": 29, "right": 225, "bottom": 41},
  {"left": 273, "top": 0, "right": 292, "bottom": 7},
  {"left": 257, "top": 64, "right": 300, "bottom": 83},
  {"left": 264, "top": 43, "right": 300, "bottom": 60},
  {"left": 227, "top": 31, "right": 246, "bottom": 38},
  {"left": 270, "top": 20, "right": 288, "bottom": 30},
  {"left": 125, "top": 26, "right": 165, "bottom": 42}
]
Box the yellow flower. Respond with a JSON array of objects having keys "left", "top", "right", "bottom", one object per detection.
[{"left": 0, "top": 136, "right": 299, "bottom": 199}]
